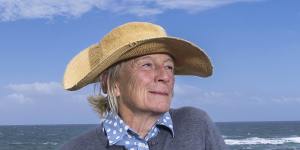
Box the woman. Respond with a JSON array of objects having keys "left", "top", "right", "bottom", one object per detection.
[{"left": 61, "top": 22, "right": 227, "bottom": 150}]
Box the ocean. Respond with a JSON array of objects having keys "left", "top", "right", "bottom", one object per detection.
[
  {"left": 219, "top": 121, "right": 300, "bottom": 150},
  {"left": 0, "top": 121, "right": 299, "bottom": 150}
]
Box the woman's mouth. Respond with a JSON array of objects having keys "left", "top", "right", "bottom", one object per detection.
[{"left": 149, "top": 91, "right": 169, "bottom": 96}]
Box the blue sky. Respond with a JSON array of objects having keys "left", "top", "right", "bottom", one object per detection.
[{"left": 0, "top": 0, "right": 299, "bottom": 125}]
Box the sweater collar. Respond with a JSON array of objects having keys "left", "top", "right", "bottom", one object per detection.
[{"left": 102, "top": 112, "right": 174, "bottom": 145}]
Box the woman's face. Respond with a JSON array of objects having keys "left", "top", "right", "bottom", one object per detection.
[{"left": 116, "top": 53, "right": 175, "bottom": 115}]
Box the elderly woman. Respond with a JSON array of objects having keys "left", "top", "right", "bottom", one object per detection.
[{"left": 61, "top": 22, "right": 227, "bottom": 150}]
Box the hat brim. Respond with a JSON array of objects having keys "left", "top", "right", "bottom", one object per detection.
[{"left": 63, "top": 37, "right": 213, "bottom": 91}]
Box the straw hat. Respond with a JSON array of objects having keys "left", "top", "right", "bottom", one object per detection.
[{"left": 63, "top": 22, "right": 213, "bottom": 91}]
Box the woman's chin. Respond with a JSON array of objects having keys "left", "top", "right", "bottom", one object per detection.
[{"left": 148, "top": 104, "right": 170, "bottom": 114}]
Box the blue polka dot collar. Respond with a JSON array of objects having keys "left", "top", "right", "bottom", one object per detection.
[{"left": 102, "top": 111, "right": 174, "bottom": 148}]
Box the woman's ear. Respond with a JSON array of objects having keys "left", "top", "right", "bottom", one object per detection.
[
  {"left": 114, "top": 82, "right": 121, "bottom": 97},
  {"left": 100, "top": 73, "right": 108, "bottom": 94}
]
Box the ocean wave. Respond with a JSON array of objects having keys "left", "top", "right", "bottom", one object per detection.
[
  {"left": 225, "top": 137, "right": 300, "bottom": 145},
  {"left": 10, "top": 142, "right": 23, "bottom": 145},
  {"left": 9, "top": 142, "right": 58, "bottom": 146},
  {"left": 42, "top": 142, "right": 58, "bottom": 145}
]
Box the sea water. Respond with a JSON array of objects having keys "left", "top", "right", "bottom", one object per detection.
[
  {"left": 219, "top": 121, "right": 300, "bottom": 150},
  {"left": 0, "top": 121, "right": 300, "bottom": 150}
]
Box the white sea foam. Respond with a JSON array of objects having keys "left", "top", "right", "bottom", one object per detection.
[
  {"left": 42, "top": 142, "right": 58, "bottom": 145},
  {"left": 225, "top": 137, "right": 300, "bottom": 145},
  {"left": 11, "top": 142, "right": 23, "bottom": 145}
]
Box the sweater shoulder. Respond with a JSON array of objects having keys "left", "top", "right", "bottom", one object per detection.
[
  {"left": 59, "top": 126, "right": 107, "bottom": 150},
  {"left": 169, "top": 107, "right": 228, "bottom": 150},
  {"left": 169, "top": 106, "right": 216, "bottom": 136},
  {"left": 170, "top": 106, "right": 210, "bottom": 123}
]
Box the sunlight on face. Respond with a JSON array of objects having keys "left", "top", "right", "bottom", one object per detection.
[{"left": 116, "top": 54, "right": 175, "bottom": 115}]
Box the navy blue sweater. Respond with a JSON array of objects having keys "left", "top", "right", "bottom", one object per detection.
[{"left": 60, "top": 107, "right": 227, "bottom": 150}]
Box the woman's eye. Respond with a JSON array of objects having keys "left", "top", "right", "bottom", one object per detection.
[
  {"left": 142, "top": 63, "right": 153, "bottom": 68},
  {"left": 166, "top": 65, "right": 174, "bottom": 71}
]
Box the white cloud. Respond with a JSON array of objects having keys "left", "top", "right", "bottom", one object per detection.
[
  {"left": 173, "top": 82, "right": 300, "bottom": 107},
  {"left": 2, "top": 82, "right": 63, "bottom": 104},
  {"left": 2, "top": 81, "right": 91, "bottom": 105},
  {"left": 174, "top": 83, "right": 201, "bottom": 95},
  {"left": 173, "top": 83, "right": 230, "bottom": 104},
  {"left": 0, "top": 0, "right": 263, "bottom": 21},
  {"left": 174, "top": 83, "right": 226, "bottom": 98},
  {"left": 156, "top": 0, "right": 260, "bottom": 12},
  {"left": 271, "top": 96, "right": 300, "bottom": 103},
  {"left": 6, "top": 82, "right": 62, "bottom": 95},
  {"left": 6, "top": 93, "right": 32, "bottom": 104},
  {"left": 0, "top": 0, "right": 106, "bottom": 21},
  {"left": 0, "top": 82, "right": 96, "bottom": 124}
]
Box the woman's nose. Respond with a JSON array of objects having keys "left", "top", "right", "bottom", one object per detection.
[{"left": 155, "top": 66, "right": 172, "bottom": 83}]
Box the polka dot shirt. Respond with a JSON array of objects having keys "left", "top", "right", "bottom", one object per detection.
[{"left": 102, "top": 112, "right": 174, "bottom": 150}]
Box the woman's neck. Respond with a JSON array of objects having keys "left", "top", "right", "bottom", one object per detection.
[{"left": 118, "top": 108, "right": 161, "bottom": 138}]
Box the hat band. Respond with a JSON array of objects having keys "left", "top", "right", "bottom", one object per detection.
[{"left": 118, "top": 41, "right": 174, "bottom": 63}]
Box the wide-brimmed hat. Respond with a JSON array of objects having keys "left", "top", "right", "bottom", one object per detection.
[{"left": 63, "top": 22, "right": 213, "bottom": 91}]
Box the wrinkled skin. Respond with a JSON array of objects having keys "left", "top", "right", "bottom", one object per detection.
[{"left": 116, "top": 54, "right": 175, "bottom": 116}]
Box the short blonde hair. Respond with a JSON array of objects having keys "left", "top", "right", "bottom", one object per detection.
[{"left": 88, "top": 62, "right": 123, "bottom": 117}]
